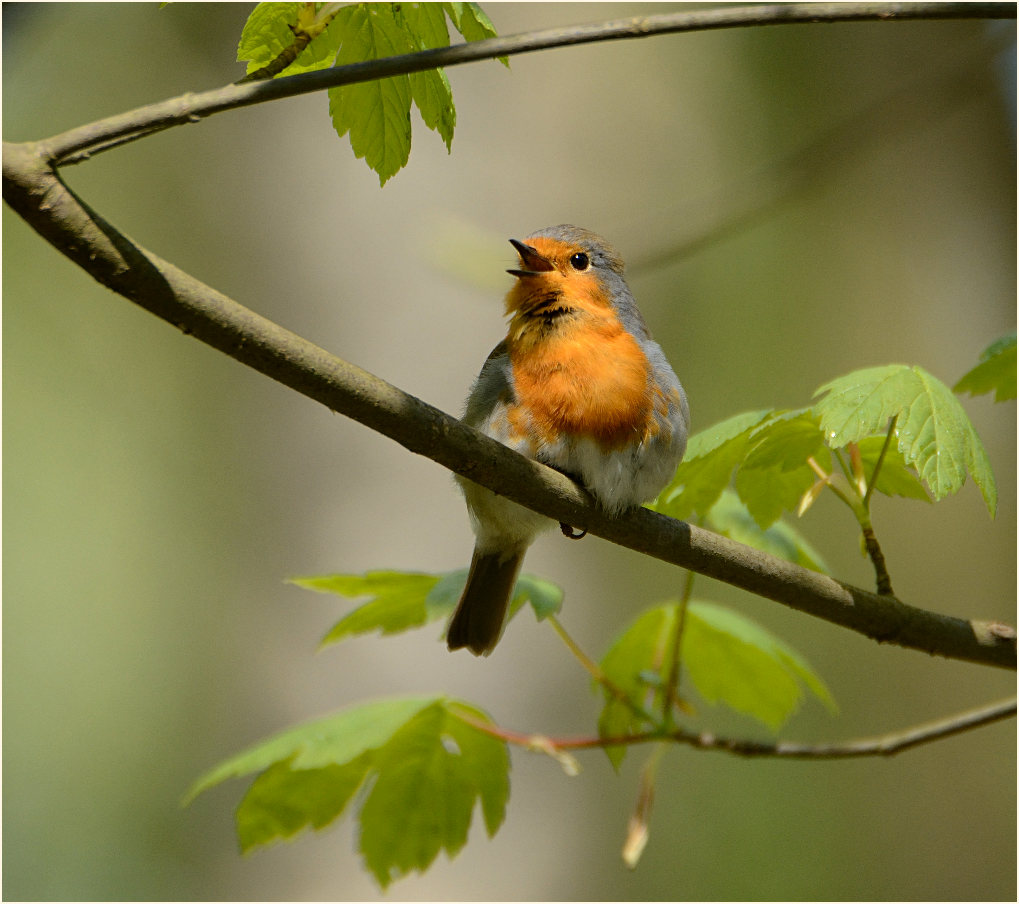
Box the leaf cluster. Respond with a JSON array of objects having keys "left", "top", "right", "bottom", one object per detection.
[
  {"left": 597, "top": 599, "right": 836, "bottom": 768},
  {"left": 237, "top": 2, "right": 501, "bottom": 184},
  {"left": 654, "top": 361, "right": 1002, "bottom": 529}
]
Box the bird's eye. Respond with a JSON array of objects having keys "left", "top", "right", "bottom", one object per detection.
[{"left": 569, "top": 252, "right": 590, "bottom": 271}]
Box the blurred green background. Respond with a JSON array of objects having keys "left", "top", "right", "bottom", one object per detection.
[{"left": 4, "top": 3, "right": 1015, "bottom": 900}]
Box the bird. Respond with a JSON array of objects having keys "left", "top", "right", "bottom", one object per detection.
[{"left": 447, "top": 225, "right": 690, "bottom": 656}]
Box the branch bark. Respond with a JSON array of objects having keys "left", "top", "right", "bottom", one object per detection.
[{"left": 3, "top": 141, "right": 1014, "bottom": 670}]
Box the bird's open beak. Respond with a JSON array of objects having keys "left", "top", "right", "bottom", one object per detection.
[{"left": 507, "top": 239, "right": 555, "bottom": 278}]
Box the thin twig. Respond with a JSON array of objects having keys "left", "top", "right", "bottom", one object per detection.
[
  {"left": 35, "top": 2, "right": 1016, "bottom": 167},
  {"left": 461, "top": 697, "right": 1016, "bottom": 759}
]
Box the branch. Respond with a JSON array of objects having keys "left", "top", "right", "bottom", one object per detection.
[
  {"left": 3, "top": 146, "right": 1015, "bottom": 670},
  {"left": 35, "top": 2, "right": 1015, "bottom": 166},
  {"left": 464, "top": 697, "right": 1017, "bottom": 759}
]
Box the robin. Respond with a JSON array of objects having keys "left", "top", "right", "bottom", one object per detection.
[{"left": 447, "top": 225, "right": 690, "bottom": 655}]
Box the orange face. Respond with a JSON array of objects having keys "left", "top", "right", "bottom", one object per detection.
[
  {"left": 503, "top": 237, "right": 658, "bottom": 451},
  {"left": 504, "top": 236, "right": 616, "bottom": 327}
]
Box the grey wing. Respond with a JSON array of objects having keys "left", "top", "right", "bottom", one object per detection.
[
  {"left": 463, "top": 340, "right": 514, "bottom": 428},
  {"left": 645, "top": 340, "right": 690, "bottom": 458}
]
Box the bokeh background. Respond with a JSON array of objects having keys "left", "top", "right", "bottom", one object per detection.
[{"left": 4, "top": 3, "right": 1015, "bottom": 900}]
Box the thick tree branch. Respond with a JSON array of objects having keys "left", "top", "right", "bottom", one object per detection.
[
  {"left": 3, "top": 144, "right": 1015, "bottom": 670},
  {"left": 31, "top": 2, "right": 1015, "bottom": 167}
]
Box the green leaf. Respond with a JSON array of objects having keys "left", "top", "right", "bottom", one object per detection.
[
  {"left": 704, "top": 490, "right": 829, "bottom": 573},
  {"left": 954, "top": 333, "right": 1017, "bottom": 402},
  {"left": 596, "top": 602, "right": 836, "bottom": 763},
  {"left": 422, "top": 568, "right": 470, "bottom": 619},
  {"left": 653, "top": 409, "right": 834, "bottom": 528},
  {"left": 855, "top": 436, "right": 930, "bottom": 502},
  {"left": 510, "top": 573, "right": 564, "bottom": 621},
  {"left": 237, "top": 755, "right": 371, "bottom": 852},
  {"left": 682, "top": 602, "right": 836, "bottom": 731},
  {"left": 814, "top": 364, "right": 998, "bottom": 515},
  {"left": 186, "top": 696, "right": 510, "bottom": 889},
  {"left": 597, "top": 606, "right": 677, "bottom": 769},
  {"left": 444, "top": 1, "right": 507, "bottom": 65},
  {"left": 292, "top": 569, "right": 563, "bottom": 646},
  {"left": 186, "top": 695, "right": 439, "bottom": 803},
  {"left": 358, "top": 700, "right": 509, "bottom": 887},
  {"left": 237, "top": 2, "right": 300, "bottom": 72},
  {"left": 652, "top": 409, "right": 774, "bottom": 521},
  {"left": 446, "top": 701, "right": 511, "bottom": 836},
  {"left": 238, "top": 3, "right": 502, "bottom": 181},
  {"left": 734, "top": 409, "right": 830, "bottom": 528},
  {"left": 237, "top": 2, "right": 343, "bottom": 77},
  {"left": 427, "top": 569, "right": 563, "bottom": 622},
  {"left": 329, "top": 5, "right": 415, "bottom": 185},
  {"left": 397, "top": 3, "right": 456, "bottom": 149},
  {"left": 290, "top": 570, "right": 441, "bottom": 645}
]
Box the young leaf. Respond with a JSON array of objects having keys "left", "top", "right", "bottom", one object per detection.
[
  {"left": 329, "top": 5, "right": 415, "bottom": 186},
  {"left": 186, "top": 696, "right": 510, "bottom": 890},
  {"left": 237, "top": 3, "right": 502, "bottom": 181},
  {"left": 292, "top": 569, "right": 563, "bottom": 646},
  {"left": 237, "top": 2, "right": 343, "bottom": 77},
  {"left": 813, "top": 364, "right": 997, "bottom": 516},
  {"left": 704, "top": 489, "right": 829, "bottom": 573},
  {"left": 185, "top": 695, "right": 441, "bottom": 802},
  {"left": 237, "top": 755, "right": 372, "bottom": 852},
  {"left": 510, "top": 573, "right": 564, "bottom": 621},
  {"left": 237, "top": 2, "right": 301, "bottom": 73},
  {"left": 855, "top": 435, "right": 930, "bottom": 502},
  {"left": 290, "top": 570, "right": 441, "bottom": 645},
  {"left": 682, "top": 601, "right": 836, "bottom": 731},
  {"left": 734, "top": 409, "right": 831, "bottom": 528},
  {"left": 954, "top": 332, "right": 1017, "bottom": 402},
  {"left": 444, "top": 1, "right": 507, "bottom": 65},
  {"left": 397, "top": 3, "right": 456, "bottom": 149},
  {"left": 427, "top": 570, "right": 564, "bottom": 622},
  {"left": 358, "top": 700, "right": 509, "bottom": 887},
  {"left": 597, "top": 606, "right": 677, "bottom": 769},
  {"left": 652, "top": 409, "right": 774, "bottom": 521}
]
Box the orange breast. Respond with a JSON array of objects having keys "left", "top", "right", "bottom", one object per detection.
[{"left": 509, "top": 318, "right": 655, "bottom": 451}]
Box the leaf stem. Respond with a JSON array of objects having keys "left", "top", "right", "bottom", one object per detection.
[
  {"left": 807, "top": 456, "right": 860, "bottom": 512},
  {"left": 863, "top": 415, "right": 898, "bottom": 510},
  {"left": 817, "top": 447, "right": 896, "bottom": 595},
  {"left": 662, "top": 570, "right": 696, "bottom": 728},
  {"left": 833, "top": 447, "right": 858, "bottom": 492},
  {"left": 547, "top": 615, "right": 661, "bottom": 727}
]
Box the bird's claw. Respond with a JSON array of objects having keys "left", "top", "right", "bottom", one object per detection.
[{"left": 560, "top": 522, "right": 587, "bottom": 540}]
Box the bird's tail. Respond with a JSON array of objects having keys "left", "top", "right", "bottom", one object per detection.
[{"left": 447, "top": 546, "right": 525, "bottom": 656}]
